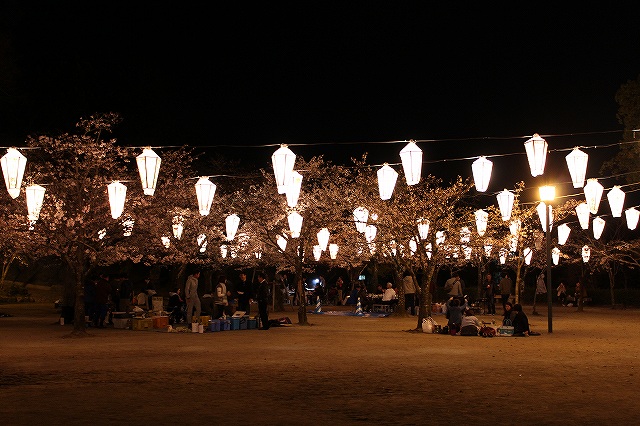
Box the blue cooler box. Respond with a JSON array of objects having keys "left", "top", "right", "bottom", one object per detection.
[
  {"left": 229, "top": 317, "right": 241, "bottom": 330},
  {"left": 247, "top": 318, "right": 258, "bottom": 329},
  {"left": 239, "top": 315, "right": 248, "bottom": 330},
  {"left": 209, "top": 319, "right": 220, "bottom": 332},
  {"left": 219, "top": 319, "right": 231, "bottom": 331}
]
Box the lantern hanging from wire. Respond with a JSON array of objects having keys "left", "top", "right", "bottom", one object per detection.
[
  {"left": 435, "top": 231, "right": 446, "bottom": 246},
  {"left": 172, "top": 216, "right": 184, "bottom": 239},
  {"left": 161, "top": 236, "right": 171, "bottom": 248},
  {"left": 353, "top": 207, "right": 369, "bottom": 233},
  {"left": 136, "top": 148, "right": 161, "bottom": 196},
  {"left": 288, "top": 211, "right": 303, "bottom": 238},
  {"left": 195, "top": 177, "right": 216, "bottom": 216},
  {"left": 625, "top": 207, "right": 640, "bottom": 230},
  {"left": 425, "top": 243, "right": 432, "bottom": 260},
  {"left": 460, "top": 227, "right": 471, "bottom": 243},
  {"left": 225, "top": 214, "right": 240, "bottom": 241},
  {"left": 565, "top": 148, "right": 589, "bottom": 188},
  {"left": 417, "top": 218, "right": 430, "bottom": 240},
  {"left": 98, "top": 228, "right": 106, "bottom": 240},
  {"left": 277, "top": 235, "right": 287, "bottom": 252},
  {"left": 26, "top": 184, "right": 46, "bottom": 223},
  {"left": 575, "top": 202, "right": 590, "bottom": 230},
  {"left": 254, "top": 249, "right": 262, "bottom": 260},
  {"left": 472, "top": 156, "right": 492, "bottom": 192},
  {"left": 523, "top": 247, "right": 533, "bottom": 265},
  {"left": 592, "top": 217, "right": 605, "bottom": 240},
  {"left": 313, "top": 245, "right": 322, "bottom": 261},
  {"left": 377, "top": 163, "right": 398, "bottom": 200},
  {"left": 583, "top": 178, "right": 603, "bottom": 214},
  {"left": 329, "top": 243, "right": 339, "bottom": 260},
  {"left": 409, "top": 238, "right": 417, "bottom": 255},
  {"left": 537, "top": 202, "right": 553, "bottom": 232},
  {"left": 272, "top": 144, "right": 296, "bottom": 194},
  {"left": 509, "top": 219, "right": 521, "bottom": 237},
  {"left": 399, "top": 141, "right": 422, "bottom": 185},
  {"left": 524, "top": 133, "right": 548, "bottom": 177},
  {"left": 606, "top": 186, "right": 625, "bottom": 218},
  {"left": 509, "top": 236, "right": 518, "bottom": 252},
  {"left": 107, "top": 181, "right": 127, "bottom": 219},
  {"left": 317, "top": 228, "right": 330, "bottom": 251},
  {"left": 286, "top": 171, "right": 303, "bottom": 207},
  {"left": 484, "top": 244, "right": 492, "bottom": 257},
  {"left": 122, "top": 216, "right": 134, "bottom": 237},
  {"left": 1, "top": 148, "right": 27, "bottom": 199},
  {"left": 364, "top": 225, "right": 377, "bottom": 243},
  {"left": 475, "top": 210, "right": 488, "bottom": 236},
  {"left": 219, "top": 244, "right": 227, "bottom": 258},
  {"left": 582, "top": 245, "right": 591, "bottom": 263},
  {"left": 496, "top": 189, "right": 515, "bottom": 221},
  {"left": 557, "top": 223, "right": 570, "bottom": 245},
  {"left": 552, "top": 247, "right": 560, "bottom": 265},
  {"left": 499, "top": 248, "right": 507, "bottom": 265}
]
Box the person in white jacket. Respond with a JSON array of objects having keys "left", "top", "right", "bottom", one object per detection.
[{"left": 185, "top": 271, "right": 201, "bottom": 323}]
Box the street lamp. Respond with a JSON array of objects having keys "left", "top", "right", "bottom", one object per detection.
[{"left": 539, "top": 185, "right": 555, "bottom": 333}]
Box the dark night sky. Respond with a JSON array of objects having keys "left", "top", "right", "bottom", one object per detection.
[{"left": 2, "top": 2, "right": 640, "bottom": 196}]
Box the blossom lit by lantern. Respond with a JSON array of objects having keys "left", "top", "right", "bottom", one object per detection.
[
  {"left": 435, "top": 231, "right": 446, "bottom": 246},
  {"left": 509, "top": 219, "right": 521, "bottom": 237},
  {"left": 399, "top": 141, "right": 422, "bottom": 185},
  {"left": 122, "top": 216, "right": 134, "bottom": 237},
  {"left": 472, "top": 156, "right": 492, "bottom": 192},
  {"left": 107, "top": 181, "right": 127, "bottom": 219},
  {"left": 377, "top": 163, "right": 398, "bottom": 200},
  {"left": 524, "top": 133, "right": 548, "bottom": 177},
  {"left": 272, "top": 144, "right": 296, "bottom": 194},
  {"left": 136, "top": 148, "right": 161, "bottom": 196},
  {"left": 220, "top": 244, "right": 228, "bottom": 258},
  {"left": 426, "top": 243, "right": 432, "bottom": 260},
  {"left": 172, "top": 216, "right": 184, "bottom": 239},
  {"left": 496, "top": 189, "right": 515, "bottom": 221},
  {"left": 460, "top": 227, "right": 471, "bottom": 243},
  {"left": 499, "top": 248, "right": 507, "bottom": 264},
  {"left": 409, "top": 238, "right": 417, "bottom": 255},
  {"left": 161, "top": 236, "right": 171, "bottom": 248},
  {"left": 1, "top": 148, "right": 26, "bottom": 199},
  {"left": 565, "top": 148, "right": 588, "bottom": 189},
  {"left": 417, "top": 218, "right": 430, "bottom": 240},
  {"left": 484, "top": 244, "right": 492, "bottom": 257},
  {"left": 98, "top": 228, "right": 106, "bottom": 240},
  {"left": 194, "top": 177, "right": 216, "bottom": 216}
]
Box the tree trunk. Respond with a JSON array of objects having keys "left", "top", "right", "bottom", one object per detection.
[
  {"left": 0, "top": 253, "right": 17, "bottom": 289},
  {"left": 608, "top": 266, "right": 616, "bottom": 307},
  {"left": 416, "top": 262, "right": 437, "bottom": 330},
  {"left": 296, "top": 268, "right": 309, "bottom": 325}
]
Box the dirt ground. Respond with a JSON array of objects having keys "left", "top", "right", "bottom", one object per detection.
[{"left": 1, "top": 303, "right": 639, "bottom": 426}]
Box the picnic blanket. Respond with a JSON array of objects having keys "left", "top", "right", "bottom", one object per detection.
[{"left": 307, "top": 310, "right": 391, "bottom": 318}]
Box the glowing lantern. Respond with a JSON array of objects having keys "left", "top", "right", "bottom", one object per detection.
[
  {"left": 575, "top": 203, "right": 590, "bottom": 230},
  {"left": 509, "top": 236, "right": 518, "bottom": 252},
  {"left": 607, "top": 186, "right": 625, "bottom": 218},
  {"left": 552, "top": 247, "right": 560, "bottom": 265},
  {"left": 537, "top": 202, "right": 553, "bottom": 232},
  {"left": 364, "top": 225, "right": 377, "bottom": 243},
  {"left": 583, "top": 178, "right": 603, "bottom": 214},
  {"left": 565, "top": 148, "right": 588, "bottom": 188},
  {"left": 1, "top": 148, "right": 26, "bottom": 199},
  {"left": 353, "top": 207, "right": 369, "bottom": 233},
  {"left": 172, "top": 216, "right": 184, "bottom": 239},
  {"left": 26, "top": 184, "right": 46, "bottom": 223},
  {"left": 377, "top": 163, "right": 398, "bottom": 200},
  {"left": 417, "top": 218, "right": 430, "bottom": 240},
  {"left": 472, "top": 156, "right": 492, "bottom": 192},
  {"left": 122, "top": 216, "right": 134, "bottom": 237},
  {"left": 98, "top": 228, "right": 106, "bottom": 240},
  {"left": 220, "top": 244, "right": 228, "bottom": 258},
  {"left": 277, "top": 235, "right": 287, "bottom": 251},
  {"left": 625, "top": 207, "right": 640, "bottom": 230},
  {"left": 496, "top": 189, "right": 515, "bottom": 221},
  {"left": 136, "top": 148, "right": 161, "bottom": 195},
  {"left": 426, "top": 243, "right": 432, "bottom": 260},
  {"left": 161, "top": 236, "right": 171, "bottom": 248},
  {"left": 593, "top": 217, "right": 605, "bottom": 240},
  {"left": 463, "top": 246, "right": 472, "bottom": 260},
  {"left": 409, "top": 238, "right": 417, "bottom": 255},
  {"left": 313, "top": 245, "right": 322, "bottom": 261},
  {"left": 288, "top": 211, "right": 303, "bottom": 238},
  {"left": 254, "top": 250, "right": 262, "bottom": 259},
  {"left": 523, "top": 247, "right": 533, "bottom": 265},
  {"left": 389, "top": 240, "right": 397, "bottom": 256},
  {"left": 557, "top": 223, "right": 570, "bottom": 245},
  {"left": 107, "top": 181, "right": 127, "bottom": 219},
  {"left": 195, "top": 177, "right": 216, "bottom": 216},
  {"left": 225, "top": 214, "right": 240, "bottom": 241},
  {"left": 329, "top": 243, "right": 339, "bottom": 259},
  {"left": 484, "top": 244, "right": 492, "bottom": 257},
  {"left": 582, "top": 245, "right": 591, "bottom": 263},
  {"left": 435, "top": 231, "right": 446, "bottom": 246},
  {"left": 524, "top": 133, "right": 547, "bottom": 177},
  {"left": 399, "top": 141, "right": 422, "bottom": 185},
  {"left": 286, "top": 171, "right": 303, "bottom": 207},
  {"left": 509, "top": 220, "right": 521, "bottom": 237},
  {"left": 460, "top": 227, "right": 471, "bottom": 243},
  {"left": 317, "top": 228, "right": 330, "bottom": 251},
  {"left": 499, "top": 249, "right": 507, "bottom": 264},
  {"left": 475, "top": 210, "right": 488, "bottom": 236},
  {"left": 272, "top": 145, "right": 296, "bottom": 194}
]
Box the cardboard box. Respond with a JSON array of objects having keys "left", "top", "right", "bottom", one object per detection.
[
  {"left": 199, "top": 315, "right": 210, "bottom": 326},
  {"left": 152, "top": 296, "right": 164, "bottom": 312},
  {"left": 112, "top": 318, "right": 131, "bottom": 329},
  {"left": 152, "top": 316, "right": 169, "bottom": 328},
  {"left": 219, "top": 319, "right": 230, "bottom": 331},
  {"left": 209, "top": 319, "right": 220, "bottom": 332},
  {"left": 132, "top": 317, "right": 153, "bottom": 331}
]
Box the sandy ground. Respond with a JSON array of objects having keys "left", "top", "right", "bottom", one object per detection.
[{"left": 1, "top": 303, "right": 639, "bottom": 426}]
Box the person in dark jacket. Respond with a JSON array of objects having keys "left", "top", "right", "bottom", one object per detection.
[
  {"left": 94, "top": 273, "right": 112, "bottom": 328},
  {"left": 512, "top": 303, "right": 530, "bottom": 336},
  {"left": 256, "top": 272, "right": 270, "bottom": 330},
  {"left": 236, "top": 272, "right": 252, "bottom": 315}
]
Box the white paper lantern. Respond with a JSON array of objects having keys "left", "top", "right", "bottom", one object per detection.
[
  {"left": 435, "top": 231, "right": 446, "bottom": 246},
  {"left": 409, "top": 238, "right": 418, "bottom": 255},
  {"left": 329, "top": 243, "right": 339, "bottom": 260},
  {"left": 399, "top": 141, "right": 422, "bottom": 185},
  {"left": 475, "top": 210, "right": 488, "bottom": 236},
  {"left": 472, "top": 156, "right": 492, "bottom": 192},
  {"left": 484, "top": 244, "right": 492, "bottom": 257},
  {"left": 225, "top": 214, "right": 240, "bottom": 241},
  {"left": 364, "top": 225, "right": 377, "bottom": 243},
  {"left": 313, "top": 245, "right": 322, "bottom": 261},
  {"left": 98, "top": 228, "right": 106, "bottom": 240},
  {"left": 122, "top": 216, "right": 134, "bottom": 237},
  {"left": 195, "top": 177, "right": 216, "bottom": 216},
  {"left": 524, "top": 133, "right": 548, "bottom": 177},
  {"left": 499, "top": 249, "right": 507, "bottom": 264},
  {"left": 377, "top": 163, "right": 398, "bottom": 200},
  {"left": 220, "top": 244, "right": 228, "bottom": 258},
  {"left": 107, "top": 181, "right": 127, "bottom": 219},
  {"left": 607, "top": 186, "right": 625, "bottom": 218},
  {"left": 288, "top": 211, "right": 303, "bottom": 238},
  {"left": 353, "top": 207, "right": 369, "bottom": 233},
  {"left": 565, "top": 148, "right": 588, "bottom": 189},
  {"left": 582, "top": 245, "right": 591, "bottom": 263},
  {"left": 136, "top": 148, "right": 161, "bottom": 196},
  {"left": 593, "top": 217, "right": 605, "bottom": 240},
  {"left": 172, "top": 216, "right": 184, "bottom": 239},
  {"left": 277, "top": 235, "right": 288, "bottom": 251},
  {"left": 460, "top": 227, "right": 471, "bottom": 243},
  {"left": 583, "top": 178, "right": 603, "bottom": 214},
  {"left": 417, "top": 218, "right": 430, "bottom": 240},
  {"left": 557, "top": 223, "right": 570, "bottom": 245},
  {"left": 509, "top": 219, "right": 521, "bottom": 237},
  {"left": 509, "top": 236, "right": 518, "bottom": 252},
  {"left": 1, "top": 148, "right": 27, "bottom": 199},
  {"left": 537, "top": 202, "right": 553, "bottom": 232},
  {"left": 425, "top": 243, "right": 432, "bottom": 260},
  {"left": 575, "top": 202, "right": 590, "bottom": 230},
  {"left": 625, "top": 207, "right": 640, "bottom": 230},
  {"left": 272, "top": 145, "right": 296, "bottom": 194},
  {"left": 496, "top": 189, "right": 515, "bottom": 221},
  {"left": 286, "top": 171, "right": 303, "bottom": 207},
  {"left": 317, "top": 228, "right": 330, "bottom": 251},
  {"left": 197, "top": 234, "right": 207, "bottom": 252},
  {"left": 26, "top": 184, "right": 46, "bottom": 223},
  {"left": 254, "top": 250, "right": 262, "bottom": 259},
  {"left": 523, "top": 247, "right": 533, "bottom": 265},
  {"left": 552, "top": 247, "right": 560, "bottom": 265},
  {"left": 161, "top": 236, "right": 171, "bottom": 248}
]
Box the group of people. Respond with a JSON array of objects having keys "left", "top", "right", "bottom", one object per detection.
[
  {"left": 445, "top": 295, "right": 532, "bottom": 337},
  {"left": 84, "top": 272, "right": 136, "bottom": 328}
]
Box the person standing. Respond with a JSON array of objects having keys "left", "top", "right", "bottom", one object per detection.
[
  {"left": 403, "top": 272, "right": 418, "bottom": 315},
  {"left": 557, "top": 282, "right": 567, "bottom": 306},
  {"left": 336, "top": 276, "right": 344, "bottom": 306},
  {"left": 499, "top": 272, "right": 513, "bottom": 312},
  {"left": 94, "top": 273, "right": 111, "bottom": 328},
  {"left": 236, "top": 272, "right": 252, "bottom": 315},
  {"left": 185, "top": 270, "right": 201, "bottom": 324},
  {"left": 256, "top": 272, "right": 270, "bottom": 330},
  {"left": 483, "top": 273, "right": 496, "bottom": 315},
  {"left": 446, "top": 272, "right": 463, "bottom": 299},
  {"left": 214, "top": 275, "right": 230, "bottom": 319}
]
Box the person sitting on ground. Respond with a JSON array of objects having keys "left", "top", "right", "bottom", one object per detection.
[
  {"left": 446, "top": 296, "right": 468, "bottom": 335},
  {"left": 167, "top": 288, "right": 186, "bottom": 324},
  {"left": 460, "top": 308, "right": 481, "bottom": 336},
  {"left": 511, "top": 303, "right": 530, "bottom": 336},
  {"left": 502, "top": 301, "right": 516, "bottom": 325}
]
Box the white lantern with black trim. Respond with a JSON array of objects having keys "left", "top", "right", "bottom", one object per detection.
[
  {"left": 286, "top": 171, "right": 303, "bottom": 207},
  {"left": 523, "top": 247, "right": 533, "bottom": 265},
  {"left": 552, "top": 247, "right": 560, "bottom": 265},
  {"left": 607, "top": 186, "right": 625, "bottom": 218},
  {"left": 524, "top": 133, "right": 548, "bottom": 177},
  {"left": 417, "top": 218, "right": 430, "bottom": 240},
  {"left": 537, "top": 202, "right": 553, "bottom": 232},
  {"left": 364, "top": 225, "right": 377, "bottom": 243},
  {"left": 107, "top": 181, "right": 127, "bottom": 219},
  {"left": 272, "top": 145, "right": 296, "bottom": 194},
  {"left": 172, "top": 216, "right": 184, "bottom": 239},
  {"left": 288, "top": 211, "right": 303, "bottom": 238},
  {"left": 565, "top": 148, "right": 588, "bottom": 188},
  {"left": 593, "top": 217, "right": 605, "bottom": 240},
  {"left": 313, "top": 245, "right": 322, "bottom": 261},
  {"left": 26, "top": 184, "right": 46, "bottom": 223},
  {"left": 195, "top": 177, "right": 216, "bottom": 216},
  {"left": 317, "top": 228, "right": 330, "bottom": 251},
  {"left": 575, "top": 202, "right": 590, "bottom": 230},
  {"left": 276, "top": 235, "right": 287, "bottom": 252},
  {"left": 399, "top": 141, "right": 422, "bottom": 185},
  {"left": 1, "top": 148, "right": 27, "bottom": 199},
  {"left": 496, "top": 189, "right": 515, "bottom": 221},
  {"left": 136, "top": 148, "right": 161, "bottom": 196},
  {"left": 329, "top": 243, "right": 339, "bottom": 260},
  {"left": 377, "top": 163, "right": 398, "bottom": 200},
  {"left": 435, "top": 231, "right": 446, "bottom": 246},
  {"left": 625, "top": 207, "right": 640, "bottom": 230},
  {"left": 582, "top": 245, "right": 590, "bottom": 263},
  {"left": 475, "top": 210, "right": 488, "bottom": 236},
  {"left": 583, "top": 178, "right": 603, "bottom": 214},
  {"left": 225, "top": 214, "right": 240, "bottom": 241},
  {"left": 557, "top": 223, "right": 570, "bottom": 245},
  {"left": 472, "top": 156, "right": 492, "bottom": 192}
]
